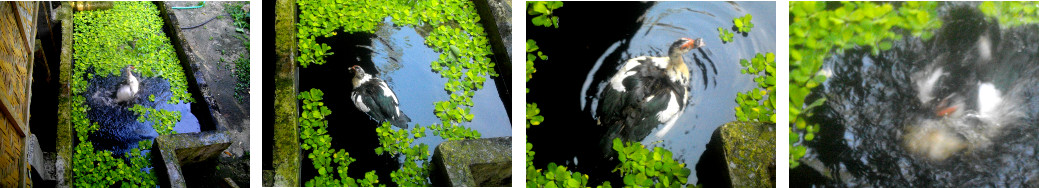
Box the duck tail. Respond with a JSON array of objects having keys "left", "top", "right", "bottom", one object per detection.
[{"left": 392, "top": 113, "right": 411, "bottom": 129}]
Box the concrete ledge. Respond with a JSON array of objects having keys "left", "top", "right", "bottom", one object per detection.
[
  {"left": 155, "top": 131, "right": 233, "bottom": 188},
  {"left": 431, "top": 136, "right": 512, "bottom": 187},
  {"left": 271, "top": 0, "right": 301, "bottom": 186},
  {"left": 719, "top": 122, "right": 775, "bottom": 188}
]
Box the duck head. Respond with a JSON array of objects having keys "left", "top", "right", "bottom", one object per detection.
[
  {"left": 668, "top": 37, "right": 705, "bottom": 57},
  {"left": 349, "top": 65, "right": 372, "bottom": 88}
]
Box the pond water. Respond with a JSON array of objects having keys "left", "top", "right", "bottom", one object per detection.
[
  {"left": 296, "top": 17, "right": 512, "bottom": 185},
  {"left": 84, "top": 67, "right": 202, "bottom": 155},
  {"left": 792, "top": 3, "right": 1039, "bottom": 187},
  {"left": 526, "top": 1, "right": 775, "bottom": 185}
]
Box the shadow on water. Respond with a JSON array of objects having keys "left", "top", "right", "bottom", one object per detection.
[
  {"left": 527, "top": 1, "right": 775, "bottom": 185},
  {"left": 295, "top": 17, "right": 512, "bottom": 186},
  {"left": 83, "top": 66, "right": 202, "bottom": 155},
  {"left": 794, "top": 3, "right": 1039, "bottom": 187}
]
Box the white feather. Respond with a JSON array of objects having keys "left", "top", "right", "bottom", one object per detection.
[
  {"left": 352, "top": 93, "right": 370, "bottom": 112},
  {"left": 977, "top": 82, "right": 1000, "bottom": 119},
  {"left": 609, "top": 57, "right": 645, "bottom": 92},
  {"left": 379, "top": 82, "right": 403, "bottom": 116},
  {"left": 914, "top": 66, "right": 944, "bottom": 103},
  {"left": 654, "top": 92, "right": 681, "bottom": 137}
]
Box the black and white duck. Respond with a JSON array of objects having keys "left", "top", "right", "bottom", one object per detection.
[
  {"left": 904, "top": 6, "right": 1028, "bottom": 161},
  {"left": 113, "top": 65, "right": 139, "bottom": 104},
  {"left": 597, "top": 37, "right": 705, "bottom": 155},
  {"left": 349, "top": 65, "right": 411, "bottom": 128}
]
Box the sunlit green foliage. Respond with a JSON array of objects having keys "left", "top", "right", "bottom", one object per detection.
[
  {"left": 526, "top": 103, "right": 545, "bottom": 129},
  {"left": 979, "top": 1, "right": 1039, "bottom": 28},
  {"left": 735, "top": 53, "right": 776, "bottom": 123},
  {"left": 297, "top": 0, "right": 493, "bottom": 142},
  {"left": 298, "top": 88, "right": 380, "bottom": 187},
  {"left": 612, "top": 138, "right": 691, "bottom": 188},
  {"left": 789, "top": 1, "right": 942, "bottom": 168},
  {"left": 527, "top": 1, "right": 563, "bottom": 28},
  {"left": 233, "top": 53, "right": 250, "bottom": 102},
  {"left": 526, "top": 141, "right": 600, "bottom": 188},
  {"left": 526, "top": 39, "right": 548, "bottom": 84},
  {"left": 72, "top": 1, "right": 193, "bottom": 104},
  {"left": 130, "top": 104, "right": 182, "bottom": 135},
  {"left": 375, "top": 121, "right": 432, "bottom": 186},
  {"left": 71, "top": 2, "right": 193, "bottom": 186},
  {"left": 717, "top": 27, "right": 734, "bottom": 43},
  {"left": 224, "top": 2, "right": 250, "bottom": 32},
  {"left": 73, "top": 140, "right": 158, "bottom": 188},
  {"left": 733, "top": 14, "right": 754, "bottom": 33}
]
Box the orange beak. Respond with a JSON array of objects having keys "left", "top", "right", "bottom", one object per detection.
[
  {"left": 680, "top": 38, "right": 702, "bottom": 50},
  {"left": 935, "top": 106, "right": 958, "bottom": 117}
]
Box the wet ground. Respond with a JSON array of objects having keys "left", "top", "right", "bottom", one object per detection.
[
  {"left": 163, "top": 1, "right": 251, "bottom": 186},
  {"left": 526, "top": 1, "right": 775, "bottom": 185},
  {"left": 792, "top": 3, "right": 1039, "bottom": 187},
  {"left": 283, "top": 17, "right": 511, "bottom": 185}
]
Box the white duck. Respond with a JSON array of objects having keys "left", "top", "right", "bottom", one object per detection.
[{"left": 113, "top": 65, "right": 140, "bottom": 104}]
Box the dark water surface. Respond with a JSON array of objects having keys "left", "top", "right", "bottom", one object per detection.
[
  {"left": 794, "top": 3, "right": 1039, "bottom": 187},
  {"left": 295, "top": 17, "right": 512, "bottom": 185},
  {"left": 84, "top": 68, "right": 202, "bottom": 155},
  {"left": 527, "top": 1, "right": 775, "bottom": 185}
]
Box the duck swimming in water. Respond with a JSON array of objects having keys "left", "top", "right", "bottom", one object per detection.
[
  {"left": 113, "top": 65, "right": 139, "bottom": 104},
  {"left": 349, "top": 65, "right": 411, "bottom": 128},
  {"left": 597, "top": 37, "right": 705, "bottom": 156},
  {"left": 904, "top": 6, "right": 1028, "bottom": 161}
]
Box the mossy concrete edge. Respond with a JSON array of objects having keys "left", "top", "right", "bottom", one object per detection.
[
  {"left": 431, "top": 136, "right": 512, "bottom": 186},
  {"left": 55, "top": 2, "right": 73, "bottom": 187},
  {"left": 719, "top": 121, "right": 776, "bottom": 188},
  {"left": 273, "top": 0, "right": 301, "bottom": 186}
]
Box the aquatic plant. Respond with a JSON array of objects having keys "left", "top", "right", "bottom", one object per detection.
[
  {"left": 733, "top": 14, "right": 754, "bottom": 33},
  {"left": 72, "top": 1, "right": 194, "bottom": 104},
  {"left": 71, "top": 2, "right": 194, "bottom": 186},
  {"left": 73, "top": 140, "right": 158, "bottom": 187},
  {"left": 526, "top": 39, "right": 548, "bottom": 84},
  {"left": 296, "top": 0, "right": 492, "bottom": 141},
  {"left": 979, "top": 1, "right": 1039, "bottom": 28},
  {"left": 788, "top": 1, "right": 942, "bottom": 168},
  {"left": 735, "top": 53, "right": 776, "bottom": 123},
  {"left": 296, "top": 0, "right": 502, "bottom": 185},
  {"left": 526, "top": 141, "right": 599, "bottom": 188},
  {"left": 375, "top": 121, "right": 432, "bottom": 186},
  {"left": 717, "top": 27, "right": 734, "bottom": 43},
  {"left": 613, "top": 138, "right": 691, "bottom": 187},
  {"left": 528, "top": 1, "right": 563, "bottom": 28},
  {"left": 130, "top": 104, "right": 182, "bottom": 135},
  {"left": 297, "top": 88, "right": 380, "bottom": 186}
]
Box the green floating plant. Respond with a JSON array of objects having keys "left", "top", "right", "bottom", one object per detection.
[
  {"left": 71, "top": 2, "right": 195, "bottom": 186},
  {"left": 72, "top": 1, "right": 193, "bottom": 104},
  {"left": 789, "top": 1, "right": 942, "bottom": 168},
  {"left": 717, "top": 27, "right": 734, "bottom": 43},
  {"left": 979, "top": 1, "right": 1039, "bottom": 28},
  {"left": 735, "top": 52, "right": 776, "bottom": 123},
  {"left": 733, "top": 14, "right": 754, "bottom": 33},
  {"left": 129, "top": 104, "right": 181, "bottom": 136},
  {"left": 298, "top": 88, "right": 380, "bottom": 187},
  {"left": 612, "top": 138, "right": 691, "bottom": 188},
  {"left": 375, "top": 121, "right": 432, "bottom": 186},
  {"left": 528, "top": 1, "right": 563, "bottom": 28}
]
